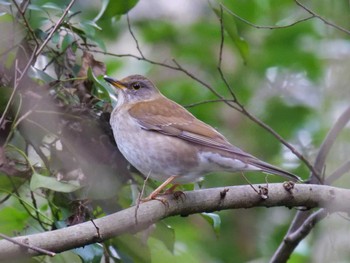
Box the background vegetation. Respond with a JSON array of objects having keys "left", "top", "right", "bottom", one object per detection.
[{"left": 1, "top": 0, "right": 350, "bottom": 262}]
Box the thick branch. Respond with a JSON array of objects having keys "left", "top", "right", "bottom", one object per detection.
[{"left": 0, "top": 183, "right": 348, "bottom": 260}]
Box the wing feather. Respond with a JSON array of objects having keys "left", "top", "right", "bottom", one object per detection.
[
  {"left": 128, "top": 97, "right": 251, "bottom": 157},
  {"left": 128, "top": 97, "right": 301, "bottom": 181}
]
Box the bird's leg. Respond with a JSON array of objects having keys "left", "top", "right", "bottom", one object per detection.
[{"left": 144, "top": 175, "right": 177, "bottom": 201}]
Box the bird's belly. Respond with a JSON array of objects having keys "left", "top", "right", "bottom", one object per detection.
[{"left": 111, "top": 115, "right": 201, "bottom": 183}]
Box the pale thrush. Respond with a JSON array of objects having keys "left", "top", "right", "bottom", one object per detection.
[{"left": 104, "top": 74, "right": 301, "bottom": 199}]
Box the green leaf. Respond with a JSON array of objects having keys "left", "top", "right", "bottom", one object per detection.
[
  {"left": 93, "top": 0, "right": 110, "bottom": 23},
  {"left": 213, "top": 7, "right": 249, "bottom": 64},
  {"left": 201, "top": 212, "right": 221, "bottom": 237},
  {"left": 51, "top": 31, "right": 60, "bottom": 45},
  {"left": 27, "top": 4, "right": 44, "bottom": 12},
  {"left": 111, "top": 234, "right": 151, "bottom": 263},
  {"left": 78, "top": 22, "right": 106, "bottom": 50},
  {"left": 30, "top": 173, "right": 81, "bottom": 193},
  {"left": 105, "top": 0, "right": 139, "bottom": 16},
  {"left": 0, "top": 87, "right": 12, "bottom": 113},
  {"left": 73, "top": 243, "right": 104, "bottom": 263},
  {"left": 0, "top": 207, "right": 29, "bottom": 235},
  {"left": 88, "top": 67, "right": 111, "bottom": 102},
  {"left": 0, "top": 174, "right": 25, "bottom": 195},
  {"left": 81, "top": 20, "right": 102, "bottom": 31},
  {"left": 30, "top": 16, "right": 50, "bottom": 31},
  {"left": 28, "top": 66, "right": 56, "bottom": 83},
  {"left": 151, "top": 222, "right": 175, "bottom": 253},
  {"left": 42, "top": 2, "right": 65, "bottom": 10},
  {"left": 62, "top": 23, "right": 87, "bottom": 44},
  {"left": 62, "top": 33, "right": 75, "bottom": 52}
]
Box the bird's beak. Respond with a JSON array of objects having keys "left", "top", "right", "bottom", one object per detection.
[{"left": 104, "top": 76, "right": 126, "bottom": 90}]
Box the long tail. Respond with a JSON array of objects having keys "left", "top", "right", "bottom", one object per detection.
[{"left": 248, "top": 158, "right": 302, "bottom": 182}]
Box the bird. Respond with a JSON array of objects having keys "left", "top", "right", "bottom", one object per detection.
[{"left": 104, "top": 74, "right": 301, "bottom": 200}]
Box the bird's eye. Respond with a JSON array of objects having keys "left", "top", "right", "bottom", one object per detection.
[{"left": 132, "top": 82, "right": 141, "bottom": 90}]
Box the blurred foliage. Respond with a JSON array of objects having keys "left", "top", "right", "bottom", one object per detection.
[{"left": 0, "top": 0, "right": 350, "bottom": 262}]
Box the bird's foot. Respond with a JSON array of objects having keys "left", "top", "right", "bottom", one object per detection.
[
  {"left": 141, "top": 183, "right": 184, "bottom": 205},
  {"left": 141, "top": 193, "right": 169, "bottom": 206}
]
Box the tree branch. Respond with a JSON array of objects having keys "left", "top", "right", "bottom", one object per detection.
[
  {"left": 0, "top": 183, "right": 348, "bottom": 260},
  {"left": 270, "top": 105, "right": 350, "bottom": 261},
  {"left": 270, "top": 209, "right": 328, "bottom": 263}
]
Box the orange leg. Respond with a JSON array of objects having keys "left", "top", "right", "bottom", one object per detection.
[{"left": 144, "top": 175, "right": 177, "bottom": 201}]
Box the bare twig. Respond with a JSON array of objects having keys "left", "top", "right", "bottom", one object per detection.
[
  {"left": 12, "top": 0, "right": 40, "bottom": 45},
  {"left": 295, "top": 0, "right": 350, "bottom": 35},
  {"left": 214, "top": 9, "right": 316, "bottom": 176},
  {"left": 312, "top": 105, "right": 350, "bottom": 183},
  {"left": 326, "top": 160, "right": 350, "bottom": 185},
  {"left": 221, "top": 3, "right": 314, "bottom": 30},
  {"left": 19, "top": 0, "right": 30, "bottom": 14},
  {"left": 124, "top": 16, "right": 238, "bottom": 110},
  {"left": 271, "top": 106, "right": 350, "bottom": 261},
  {"left": 1, "top": 0, "right": 77, "bottom": 138},
  {"left": 0, "top": 233, "right": 55, "bottom": 257},
  {"left": 30, "top": 191, "right": 50, "bottom": 231},
  {"left": 127, "top": 14, "right": 145, "bottom": 58},
  {"left": 270, "top": 209, "right": 328, "bottom": 263},
  {"left": 184, "top": 99, "right": 236, "bottom": 108},
  {"left": 0, "top": 60, "right": 20, "bottom": 134},
  {"left": 217, "top": 5, "right": 237, "bottom": 100},
  {"left": 34, "top": 0, "right": 77, "bottom": 57},
  {"left": 216, "top": 5, "right": 242, "bottom": 102},
  {"left": 171, "top": 58, "right": 240, "bottom": 110},
  {"left": 6, "top": 176, "right": 45, "bottom": 226}
]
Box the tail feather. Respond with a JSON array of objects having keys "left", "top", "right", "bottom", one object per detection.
[{"left": 248, "top": 159, "right": 302, "bottom": 182}]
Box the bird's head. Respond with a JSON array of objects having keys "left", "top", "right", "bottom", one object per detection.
[{"left": 104, "top": 74, "right": 161, "bottom": 105}]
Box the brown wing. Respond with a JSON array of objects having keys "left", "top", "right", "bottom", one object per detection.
[
  {"left": 128, "top": 97, "right": 301, "bottom": 182},
  {"left": 128, "top": 96, "right": 250, "bottom": 157}
]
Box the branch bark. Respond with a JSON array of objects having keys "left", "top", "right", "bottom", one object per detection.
[{"left": 0, "top": 183, "right": 348, "bottom": 260}]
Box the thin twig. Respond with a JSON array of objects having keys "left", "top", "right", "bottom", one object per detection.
[
  {"left": 0, "top": 45, "right": 37, "bottom": 130},
  {"left": 6, "top": 176, "right": 44, "bottom": 226},
  {"left": 0, "top": 60, "right": 20, "bottom": 134},
  {"left": 184, "top": 99, "right": 236, "bottom": 108},
  {"left": 217, "top": 5, "right": 237, "bottom": 100},
  {"left": 30, "top": 191, "right": 49, "bottom": 230},
  {"left": 295, "top": 0, "right": 350, "bottom": 35},
  {"left": 288, "top": 209, "right": 327, "bottom": 241},
  {"left": 312, "top": 105, "right": 350, "bottom": 183},
  {"left": 325, "top": 160, "right": 350, "bottom": 185},
  {"left": 12, "top": 0, "right": 40, "bottom": 45},
  {"left": 272, "top": 106, "right": 350, "bottom": 261},
  {"left": 19, "top": 0, "right": 30, "bottom": 14},
  {"left": 0, "top": 233, "right": 55, "bottom": 257},
  {"left": 171, "top": 58, "right": 240, "bottom": 110},
  {"left": 1, "top": 0, "right": 76, "bottom": 141},
  {"left": 270, "top": 209, "right": 327, "bottom": 263},
  {"left": 125, "top": 17, "right": 238, "bottom": 109},
  {"left": 135, "top": 171, "right": 153, "bottom": 225},
  {"left": 221, "top": 3, "right": 314, "bottom": 30},
  {"left": 127, "top": 14, "right": 144, "bottom": 58},
  {"left": 214, "top": 6, "right": 316, "bottom": 176},
  {"left": 34, "top": 0, "right": 77, "bottom": 57}
]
